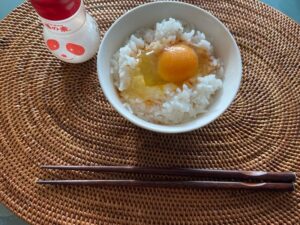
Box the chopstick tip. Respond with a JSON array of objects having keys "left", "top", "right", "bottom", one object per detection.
[
  {"left": 40, "top": 165, "right": 56, "bottom": 169},
  {"left": 36, "top": 179, "right": 43, "bottom": 184}
]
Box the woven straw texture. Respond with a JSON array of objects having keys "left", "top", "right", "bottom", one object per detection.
[{"left": 1, "top": 0, "right": 300, "bottom": 224}]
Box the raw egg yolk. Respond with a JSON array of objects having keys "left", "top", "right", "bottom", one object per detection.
[{"left": 158, "top": 44, "right": 198, "bottom": 83}]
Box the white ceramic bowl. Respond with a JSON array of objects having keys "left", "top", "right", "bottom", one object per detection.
[{"left": 97, "top": 1, "right": 242, "bottom": 133}]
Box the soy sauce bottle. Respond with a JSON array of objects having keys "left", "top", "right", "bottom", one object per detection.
[{"left": 30, "top": 0, "right": 100, "bottom": 63}]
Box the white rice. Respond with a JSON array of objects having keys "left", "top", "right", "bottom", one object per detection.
[{"left": 111, "top": 18, "right": 223, "bottom": 125}]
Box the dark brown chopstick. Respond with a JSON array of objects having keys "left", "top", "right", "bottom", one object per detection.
[
  {"left": 40, "top": 165, "right": 296, "bottom": 182},
  {"left": 36, "top": 179, "right": 294, "bottom": 191}
]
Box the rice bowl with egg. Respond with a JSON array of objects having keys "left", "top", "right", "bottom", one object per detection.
[{"left": 111, "top": 18, "right": 223, "bottom": 125}]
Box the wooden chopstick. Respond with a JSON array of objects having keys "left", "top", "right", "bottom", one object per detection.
[
  {"left": 36, "top": 179, "right": 295, "bottom": 191},
  {"left": 40, "top": 165, "right": 296, "bottom": 182}
]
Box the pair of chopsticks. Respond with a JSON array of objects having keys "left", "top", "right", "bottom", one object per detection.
[{"left": 37, "top": 166, "right": 296, "bottom": 191}]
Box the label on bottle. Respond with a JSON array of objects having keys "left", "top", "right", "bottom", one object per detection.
[{"left": 41, "top": 1, "right": 86, "bottom": 34}]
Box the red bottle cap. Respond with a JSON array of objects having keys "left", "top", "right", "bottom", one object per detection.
[{"left": 30, "top": 0, "right": 81, "bottom": 21}]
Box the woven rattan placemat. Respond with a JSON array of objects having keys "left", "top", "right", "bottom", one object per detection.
[{"left": 1, "top": 0, "right": 300, "bottom": 224}]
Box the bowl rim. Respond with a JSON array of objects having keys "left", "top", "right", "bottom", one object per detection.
[{"left": 97, "top": 1, "right": 242, "bottom": 133}]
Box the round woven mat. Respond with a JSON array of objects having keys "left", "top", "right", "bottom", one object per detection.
[{"left": 1, "top": 0, "right": 300, "bottom": 224}]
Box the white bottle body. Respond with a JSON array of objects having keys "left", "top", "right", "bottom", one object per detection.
[{"left": 41, "top": 1, "right": 100, "bottom": 63}]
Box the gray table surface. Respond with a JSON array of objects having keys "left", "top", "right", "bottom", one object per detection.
[{"left": 0, "top": 0, "right": 299, "bottom": 224}]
